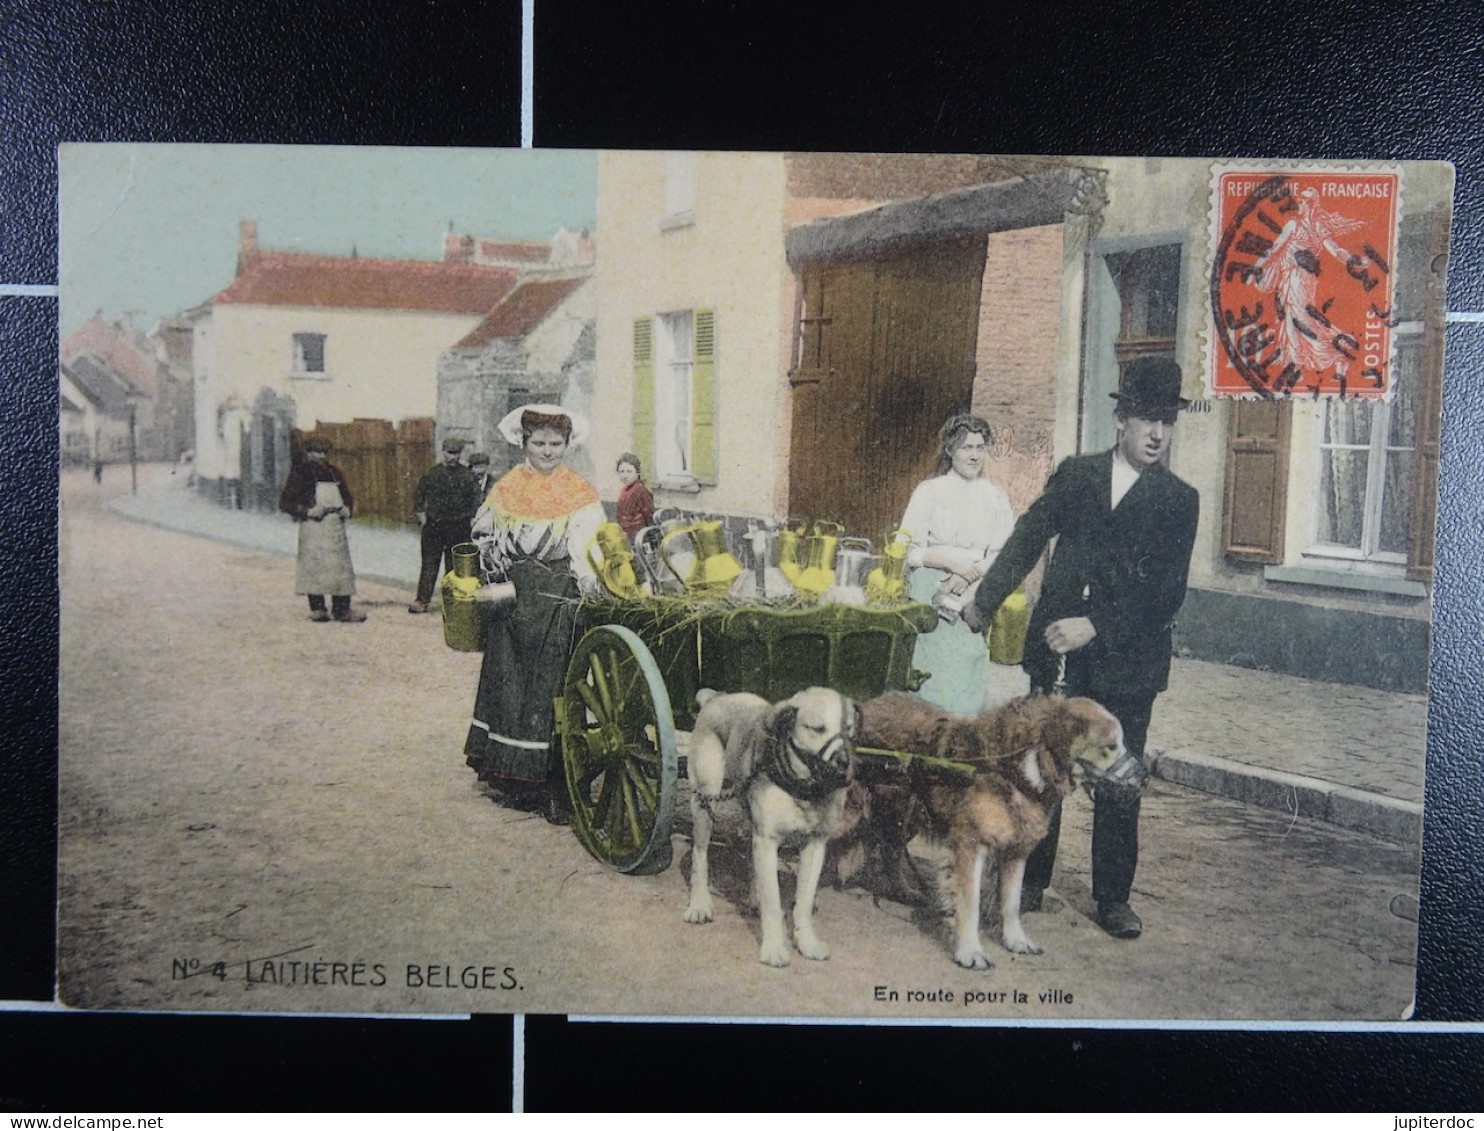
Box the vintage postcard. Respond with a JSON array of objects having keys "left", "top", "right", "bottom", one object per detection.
[{"left": 56, "top": 146, "right": 1450, "bottom": 1021}]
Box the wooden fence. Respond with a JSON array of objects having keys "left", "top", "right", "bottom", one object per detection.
[{"left": 291, "top": 417, "right": 433, "bottom": 525}]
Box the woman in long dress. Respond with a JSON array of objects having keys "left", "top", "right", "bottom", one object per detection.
[
  {"left": 463, "top": 405, "right": 604, "bottom": 821},
  {"left": 898, "top": 414, "right": 1017, "bottom": 714}
]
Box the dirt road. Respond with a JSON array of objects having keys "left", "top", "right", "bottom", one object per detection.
[{"left": 57, "top": 466, "right": 1419, "bottom": 1021}]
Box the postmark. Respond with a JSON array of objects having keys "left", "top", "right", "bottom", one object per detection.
[{"left": 1209, "top": 167, "right": 1402, "bottom": 399}]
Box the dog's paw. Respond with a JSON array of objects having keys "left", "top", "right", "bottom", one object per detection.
[
  {"left": 759, "top": 937, "right": 793, "bottom": 967},
  {"left": 794, "top": 928, "right": 831, "bottom": 962},
  {"left": 954, "top": 944, "right": 994, "bottom": 971},
  {"left": 683, "top": 896, "right": 714, "bottom": 924},
  {"left": 1002, "top": 929, "right": 1043, "bottom": 955}
]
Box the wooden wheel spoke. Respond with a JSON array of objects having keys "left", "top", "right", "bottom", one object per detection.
[
  {"left": 604, "top": 768, "right": 627, "bottom": 842},
  {"left": 576, "top": 739, "right": 606, "bottom": 794},
  {"left": 591, "top": 766, "right": 617, "bottom": 828},
  {"left": 566, "top": 730, "right": 597, "bottom": 777},
  {"left": 588, "top": 650, "right": 616, "bottom": 720},
  {"left": 624, "top": 759, "right": 658, "bottom": 809},
  {"left": 619, "top": 772, "right": 643, "bottom": 847},
  {"left": 622, "top": 742, "right": 659, "bottom": 766},
  {"left": 560, "top": 625, "right": 675, "bottom": 874},
  {"left": 576, "top": 681, "right": 605, "bottom": 725}
]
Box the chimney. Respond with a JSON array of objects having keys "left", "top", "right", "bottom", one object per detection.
[{"left": 236, "top": 220, "right": 259, "bottom": 275}]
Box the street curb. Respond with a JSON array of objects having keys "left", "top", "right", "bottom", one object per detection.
[{"left": 1149, "top": 748, "right": 1421, "bottom": 844}]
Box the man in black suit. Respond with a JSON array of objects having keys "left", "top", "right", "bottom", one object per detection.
[{"left": 965, "top": 355, "right": 1199, "bottom": 940}]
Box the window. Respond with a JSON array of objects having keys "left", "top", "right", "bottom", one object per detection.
[
  {"left": 1310, "top": 326, "right": 1422, "bottom": 564},
  {"left": 291, "top": 332, "right": 326, "bottom": 376},
  {"left": 632, "top": 310, "right": 716, "bottom": 489},
  {"left": 1223, "top": 210, "right": 1445, "bottom": 586},
  {"left": 1107, "top": 244, "right": 1181, "bottom": 374},
  {"left": 1084, "top": 242, "right": 1184, "bottom": 454},
  {"left": 661, "top": 152, "right": 695, "bottom": 229}
]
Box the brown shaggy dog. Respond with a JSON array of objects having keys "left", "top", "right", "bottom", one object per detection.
[{"left": 854, "top": 691, "right": 1125, "bottom": 970}]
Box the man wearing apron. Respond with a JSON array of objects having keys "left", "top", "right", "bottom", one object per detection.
[{"left": 278, "top": 435, "right": 366, "bottom": 623}]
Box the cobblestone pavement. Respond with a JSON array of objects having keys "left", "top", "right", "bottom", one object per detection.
[
  {"left": 104, "top": 465, "right": 1429, "bottom": 807},
  {"left": 1156, "top": 660, "right": 1427, "bottom": 804}
]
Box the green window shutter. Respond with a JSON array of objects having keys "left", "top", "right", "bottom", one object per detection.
[
  {"left": 690, "top": 308, "right": 718, "bottom": 485},
  {"left": 632, "top": 318, "right": 655, "bottom": 477}
]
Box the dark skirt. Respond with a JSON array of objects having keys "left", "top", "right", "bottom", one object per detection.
[{"left": 463, "top": 558, "right": 579, "bottom": 784}]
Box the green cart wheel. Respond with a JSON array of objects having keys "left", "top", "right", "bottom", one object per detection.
[{"left": 556, "top": 624, "right": 677, "bottom": 874}]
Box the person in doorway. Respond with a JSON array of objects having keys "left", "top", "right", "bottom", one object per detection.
[
  {"left": 408, "top": 437, "right": 481, "bottom": 614},
  {"left": 278, "top": 436, "right": 366, "bottom": 623},
  {"left": 965, "top": 355, "right": 1199, "bottom": 940}
]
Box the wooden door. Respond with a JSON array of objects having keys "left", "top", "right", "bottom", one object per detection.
[{"left": 788, "top": 236, "right": 986, "bottom": 536}]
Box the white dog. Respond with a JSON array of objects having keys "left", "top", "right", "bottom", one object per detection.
[{"left": 683, "top": 686, "right": 859, "bottom": 967}]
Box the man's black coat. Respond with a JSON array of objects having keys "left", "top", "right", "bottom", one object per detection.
[{"left": 971, "top": 450, "right": 1200, "bottom": 702}]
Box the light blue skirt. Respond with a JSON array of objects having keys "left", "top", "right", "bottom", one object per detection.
[{"left": 907, "top": 567, "right": 989, "bottom": 715}]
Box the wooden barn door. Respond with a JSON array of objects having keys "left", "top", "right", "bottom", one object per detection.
[{"left": 788, "top": 236, "right": 986, "bottom": 537}]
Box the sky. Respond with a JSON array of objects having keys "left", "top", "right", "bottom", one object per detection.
[{"left": 57, "top": 144, "right": 599, "bottom": 336}]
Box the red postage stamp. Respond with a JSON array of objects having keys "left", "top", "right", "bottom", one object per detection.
[{"left": 1208, "top": 167, "right": 1401, "bottom": 399}]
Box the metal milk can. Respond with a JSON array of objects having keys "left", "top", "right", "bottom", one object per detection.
[
  {"left": 865, "top": 527, "right": 912, "bottom": 605},
  {"left": 988, "top": 587, "right": 1031, "bottom": 665},
  {"left": 661, "top": 519, "right": 744, "bottom": 598},
  {"left": 730, "top": 521, "right": 794, "bottom": 600},
  {"left": 587, "top": 522, "right": 645, "bottom": 600},
  {"left": 793, "top": 520, "right": 844, "bottom": 601},
  {"left": 823, "top": 536, "right": 874, "bottom": 605},
  {"left": 440, "top": 542, "right": 487, "bottom": 651}
]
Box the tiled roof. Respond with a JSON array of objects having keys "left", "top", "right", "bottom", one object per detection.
[
  {"left": 453, "top": 275, "right": 589, "bottom": 349},
  {"left": 477, "top": 239, "right": 552, "bottom": 263},
  {"left": 61, "top": 314, "right": 160, "bottom": 396},
  {"left": 63, "top": 357, "right": 134, "bottom": 415},
  {"left": 214, "top": 253, "right": 518, "bottom": 314}
]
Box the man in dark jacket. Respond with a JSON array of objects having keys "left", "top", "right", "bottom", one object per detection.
[
  {"left": 965, "top": 355, "right": 1199, "bottom": 940},
  {"left": 408, "top": 437, "right": 481, "bottom": 614}
]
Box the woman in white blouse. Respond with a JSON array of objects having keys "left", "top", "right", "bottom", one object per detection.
[{"left": 899, "top": 414, "right": 1018, "bottom": 714}]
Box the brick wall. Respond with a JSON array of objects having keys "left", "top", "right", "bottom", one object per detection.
[{"left": 973, "top": 223, "right": 1063, "bottom": 514}]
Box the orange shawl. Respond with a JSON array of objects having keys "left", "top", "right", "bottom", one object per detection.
[{"left": 487, "top": 464, "right": 599, "bottom": 523}]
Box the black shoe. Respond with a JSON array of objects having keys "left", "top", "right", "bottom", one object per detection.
[
  {"left": 1097, "top": 900, "right": 1142, "bottom": 939},
  {"left": 1020, "top": 886, "right": 1044, "bottom": 914}
]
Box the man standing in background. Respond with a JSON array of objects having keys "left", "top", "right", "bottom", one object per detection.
[{"left": 408, "top": 437, "right": 481, "bottom": 614}]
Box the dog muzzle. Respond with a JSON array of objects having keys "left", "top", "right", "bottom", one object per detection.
[
  {"left": 1080, "top": 750, "right": 1148, "bottom": 802},
  {"left": 761, "top": 732, "right": 853, "bottom": 803},
  {"left": 816, "top": 732, "right": 852, "bottom": 771}
]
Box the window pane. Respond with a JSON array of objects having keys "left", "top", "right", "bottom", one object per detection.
[
  {"left": 1317, "top": 448, "right": 1368, "bottom": 548},
  {"left": 1379, "top": 449, "right": 1414, "bottom": 555},
  {"left": 1322, "top": 398, "right": 1371, "bottom": 446},
  {"left": 1387, "top": 340, "right": 1421, "bottom": 448},
  {"left": 654, "top": 312, "right": 693, "bottom": 478},
  {"left": 1108, "top": 244, "right": 1181, "bottom": 340}
]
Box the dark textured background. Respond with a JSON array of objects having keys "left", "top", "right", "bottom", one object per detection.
[{"left": 3, "top": 0, "right": 1481, "bottom": 1110}]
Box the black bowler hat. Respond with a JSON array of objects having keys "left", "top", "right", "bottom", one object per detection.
[{"left": 1111, "top": 355, "right": 1190, "bottom": 416}]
